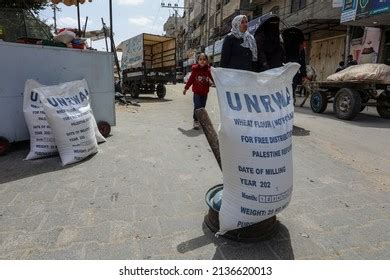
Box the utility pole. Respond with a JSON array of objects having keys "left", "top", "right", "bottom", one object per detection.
[
  {"left": 220, "top": 1, "right": 224, "bottom": 40},
  {"left": 161, "top": 2, "right": 192, "bottom": 34},
  {"left": 76, "top": 0, "right": 81, "bottom": 32},
  {"left": 161, "top": 2, "right": 192, "bottom": 66},
  {"left": 109, "top": 0, "right": 114, "bottom": 53},
  {"left": 205, "top": 0, "right": 208, "bottom": 47},
  {"left": 51, "top": 4, "right": 58, "bottom": 34}
]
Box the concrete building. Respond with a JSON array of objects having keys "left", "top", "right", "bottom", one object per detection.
[
  {"left": 340, "top": 0, "right": 390, "bottom": 66},
  {"left": 172, "top": 0, "right": 349, "bottom": 78},
  {"left": 258, "top": 0, "right": 347, "bottom": 80},
  {"left": 163, "top": 14, "right": 185, "bottom": 68}
]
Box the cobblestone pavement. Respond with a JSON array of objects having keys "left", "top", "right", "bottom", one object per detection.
[{"left": 0, "top": 84, "right": 389, "bottom": 259}]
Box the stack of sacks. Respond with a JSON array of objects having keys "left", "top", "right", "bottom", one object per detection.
[
  {"left": 327, "top": 63, "right": 390, "bottom": 83},
  {"left": 23, "top": 79, "right": 106, "bottom": 165},
  {"left": 53, "top": 29, "right": 76, "bottom": 45}
]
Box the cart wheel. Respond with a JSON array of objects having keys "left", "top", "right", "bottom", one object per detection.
[
  {"left": 376, "top": 93, "right": 390, "bottom": 119},
  {"left": 130, "top": 83, "right": 139, "bottom": 99},
  {"left": 310, "top": 91, "right": 328, "bottom": 113},
  {"left": 358, "top": 90, "right": 369, "bottom": 112},
  {"left": 97, "top": 121, "right": 111, "bottom": 138},
  {"left": 333, "top": 88, "right": 361, "bottom": 120},
  {"left": 156, "top": 84, "right": 166, "bottom": 99},
  {"left": 0, "top": 137, "right": 10, "bottom": 156}
]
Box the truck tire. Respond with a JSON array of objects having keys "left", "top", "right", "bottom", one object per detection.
[
  {"left": 156, "top": 84, "right": 166, "bottom": 99},
  {"left": 0, "top": 137, "right": 10, "bottom": 156},
  {"left": 97, "top": 121, "right": 111, "bottom": 138},
  {"left": 333, "top": 88, "right": 362, "bottom": 120},
  {"left": 376, "top": 93, "right": 390, "bottom": 119},
  {"left": 310, "top": 91, "right": 328, "bottom": 113},
  {"left": 130, "top": 83, "right": 139, "bottom": 99},
  {"left": 359, "top": 90, "right": 369, "bottom": 112},
  {"left": 122, "top": 82, "right": 130, "bottom": 95}
]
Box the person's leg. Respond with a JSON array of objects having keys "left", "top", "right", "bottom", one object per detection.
[
  {"left": 201, "top": 94, "right": 208, "bottom": 109},
  {"left": 193, "top": 94, "right": 202, "bottom": 121},
  {"left": 292, "top": 75, "right": 299, "bottom": 105}
]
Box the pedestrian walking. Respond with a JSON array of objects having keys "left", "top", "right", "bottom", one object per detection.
[
  {"left": 183, "top": 53, "right": 214, "bottom": 130},
  {"left": 220, "top": 15, "right": 257, "bottom": 71},
  {"left": 255, "top": 14, "right": 285, "bottom": 72},
  {"left": 282, "top": 27, "right": 307, "bottom": 104}
]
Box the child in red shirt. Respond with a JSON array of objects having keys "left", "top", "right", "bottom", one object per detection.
[{"left": 183, "top": 53, "right": 214, "bottom": 129}]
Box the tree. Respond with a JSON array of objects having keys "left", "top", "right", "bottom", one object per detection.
[
  {"left": 0, "top": 0, "right": 51, "bottom": 41},
  {"left": 0, "top": 0, "right": 49, "bottom": 12}
]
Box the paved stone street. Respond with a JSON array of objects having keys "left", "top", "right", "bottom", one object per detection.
[{"left": 0, "top": 84, "right": 389, "bottom": 259}]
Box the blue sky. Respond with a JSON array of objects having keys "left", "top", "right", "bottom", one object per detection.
[{"left": 39, "top": 0, "right": 184, "bottom": 51}]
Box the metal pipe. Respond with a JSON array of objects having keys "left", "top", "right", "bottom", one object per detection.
[
  {"left": 53, "top": 4, "right": 57, "bottom": 34},
  {"left": 344, "top": 25, "right": 351, "bottom": 65},
  {"left": 195, "top": 108, "right": 222, "bottom": 171},
  {"left": 109, "top": 0, "right": 114, "bottom": 53},
  {"left": 77, "top": 0, "right": 81, "bottom": 32},
  {"left": 83, "top": 16, "right": 88, "bottom": 37}
]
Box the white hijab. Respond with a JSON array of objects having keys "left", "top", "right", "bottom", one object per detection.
[{"left": 229, "top": 15, "right": 257, "bottom": 61}]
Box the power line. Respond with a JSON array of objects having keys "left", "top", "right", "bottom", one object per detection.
[{"left": 150, "top": 4, "right": 162, "bottom": 33}]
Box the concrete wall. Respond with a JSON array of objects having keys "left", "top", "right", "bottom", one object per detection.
[{"left": 222, "top": 0, "right": 241, "bottom": 20}]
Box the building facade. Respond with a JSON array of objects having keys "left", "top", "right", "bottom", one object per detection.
[
  {"left": 162, "top": 0, "right": 355, "bottom": 78},
  {"left": 340, "top": 0, "right": 390, "bottom": 66}
]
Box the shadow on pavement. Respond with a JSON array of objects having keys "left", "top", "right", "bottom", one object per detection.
[
  {"left": 293, "top": 125, "right": 310, "bottom": 136},
  {"left": 0, "top": 141, "right": 98, "bottom": 184},
  {"left": 177, "top": 127, "right": 203, "bottom": 137},
  {"left": 294, "top": 105, "right": 390, "bottom": 129},
  {"left": 134, "top": 97, "right": 173, "bottom": 104},
  {"left": 177, "top": 222, "right": 294, "bottom": 260}
]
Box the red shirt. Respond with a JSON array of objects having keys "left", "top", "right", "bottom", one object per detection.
[{"left": 184, "top": 64, "right": 214, "bottom": 96}]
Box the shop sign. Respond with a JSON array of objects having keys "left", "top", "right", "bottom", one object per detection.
[{"left": 341, "top": 0, "right": 358, "bottom": 23}]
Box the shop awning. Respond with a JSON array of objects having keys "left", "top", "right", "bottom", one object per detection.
[{"left": 293, "top": 19, "right": 347, "bottom": 35}]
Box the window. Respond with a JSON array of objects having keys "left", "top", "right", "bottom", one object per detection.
[
  {"left": 291, "top": 0, "right": 306, "bottom": 13},
  {"left": 223, "top": 0, "right": 230, "bottom": 4},
  {"left": 209, "top": 15, "right": 215, "bottom": 29},
  {"left": 216, "top": 12, "right": 220, "bottom": 26}
]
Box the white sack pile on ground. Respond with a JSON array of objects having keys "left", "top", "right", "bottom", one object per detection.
[
  {"left": 23, "top": 80, "right": 58, "bottom": 160},
  {"left": 327, "top": 63, "right": 390, "bottom": 83},
  {"left": 24, "top": 79, "right": 105, "bottom": 165}
]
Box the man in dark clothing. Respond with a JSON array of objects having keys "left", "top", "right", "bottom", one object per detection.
[
  {"left": 336, "top": 61, "right": 345, "bottom": 72},
  {"left": 254, "top": 14, "right": 285, "bottom": 72},
  {"left": 282, "top": 27, "right": 307, "bottom": 104},
  {"left": 292, "top": 46, "right": 307, "bottom": 102},
  {"left": 347, "top": 55, "right": 357, "bottom": 67}
]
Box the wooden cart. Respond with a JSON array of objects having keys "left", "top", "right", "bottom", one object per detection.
[{"left": 307, "top": 80, "right": 390, "bottom": 120}]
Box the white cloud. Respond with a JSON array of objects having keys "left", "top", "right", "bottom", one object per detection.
[
  {"left": 128, "top": 16, "right": 153, "bottom": 26},
  {"left": 116, "top": 0, "right": 144, "bottom": 5},
  {"left": 47, "top": 17, "right": 94, "bottom": 29}
]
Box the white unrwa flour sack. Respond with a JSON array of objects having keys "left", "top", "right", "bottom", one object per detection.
[
  {"left": 23, "top": 80, "right": 105, "bottom": 161},
  {"left": 212, "top": 63, "right": 300, "bottom": 234},
  {"left": 23, "top": 80, "right": 58, "bottom": 160},
  {"left": 36, "top": 79, "right": 103, "bottom": 165}
]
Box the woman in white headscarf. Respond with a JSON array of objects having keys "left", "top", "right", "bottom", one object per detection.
[{"left": 220, "top": 15, "right": 257, "bottom": 71}]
